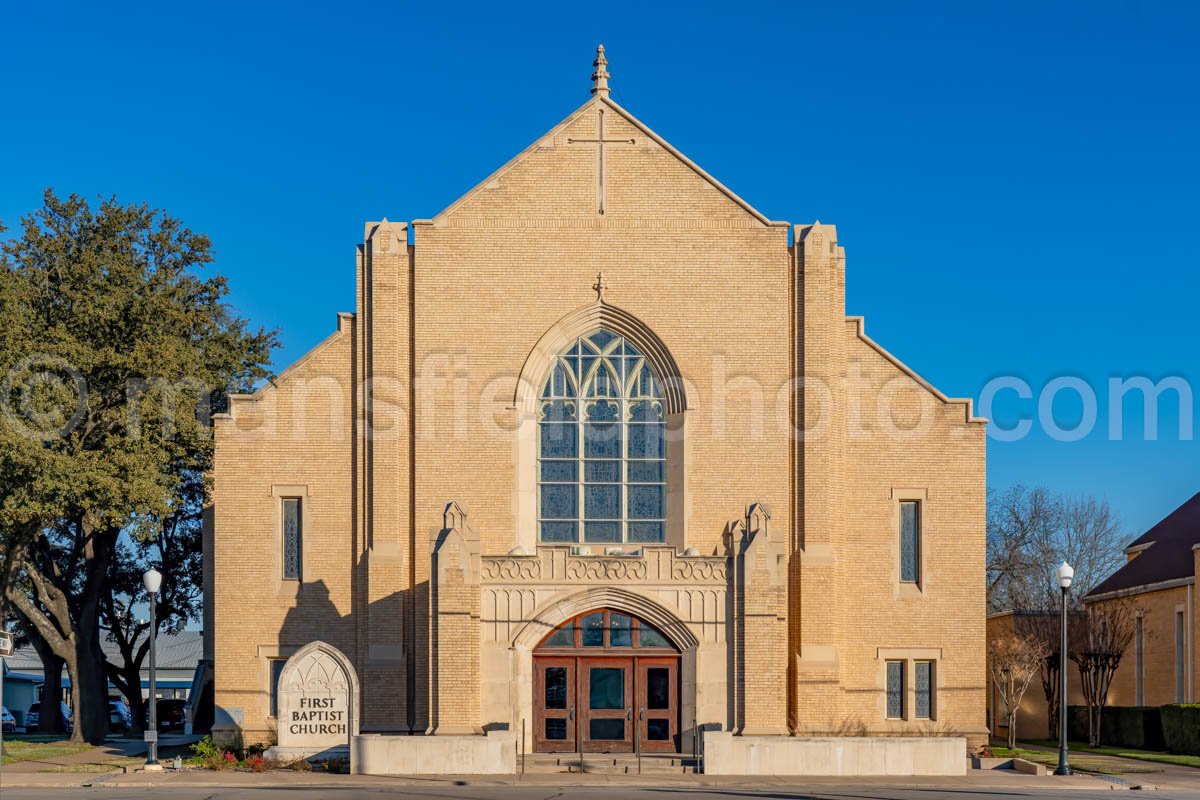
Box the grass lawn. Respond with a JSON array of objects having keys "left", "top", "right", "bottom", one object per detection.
[
  {"left": 990, "top": 745, "right": 1161, "bottom": 775},
  {"left": 36, "top": 755, "right": 144, "bottom": 773},
  {"left": 0, "top": 738, "right": 94, "bottom": 766},
  {"left": 1023, "top": 739, "right": 1200, "bottom": 770}
]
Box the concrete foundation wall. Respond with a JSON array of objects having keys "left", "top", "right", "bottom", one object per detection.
[
  {"left": 703, "top": 732, "right": 966, "bottom": 776},
  {"left": 352, "top": 731, "right": 516, "bottom": 775}
]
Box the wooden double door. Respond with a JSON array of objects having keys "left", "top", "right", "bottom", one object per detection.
[{"left": 534, "top": 656, "right": 679, "bottom": 753}]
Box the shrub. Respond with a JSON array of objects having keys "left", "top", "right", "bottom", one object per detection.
[
  {"left": 187, "top": 736, "right": 222, "bottom": 767},
  {"left": 1161, "top": 705, "right": 1200, "bottom": 756},
  {"left": 1066, "top": 705, "right": 1164, "bottom": 750},
  {"left": 245, "top": 755, "right": 265, "bottom": 772},
  {"left": 287, "top": 758, "right": 312, "bottom": 772}
]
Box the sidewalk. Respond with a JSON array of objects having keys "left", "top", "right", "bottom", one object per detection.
[
  {"left": 1017, "top": 741, "right": 1200, "bottom": 792},
  {"left": 1, "top": 732, "right": 200, "bottom": 782},
  {"left": 5, "top": 765, "right": 1140, "bottom": 791}
]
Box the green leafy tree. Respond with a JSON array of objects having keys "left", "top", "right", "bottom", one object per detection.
[
  {"left": 101, "top": 469, "right": 204, "bottom": 732},
  {"left": 0, "top": 190, "right": 275, "bottom": 742}
]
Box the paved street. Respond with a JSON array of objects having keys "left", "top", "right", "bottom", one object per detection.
[{"left": 4, "top": 787, "right": 1200, "bottom": 800}]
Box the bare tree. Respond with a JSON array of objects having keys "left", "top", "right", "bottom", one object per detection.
[
  {"left": 1056, "top": 496, "right": 1127, "bottom": 601},
  {"left": 989, "top": 631, "right": 1052, "bottom": 748},
  {"left": 987, "top": 485, "right": 1064, "bottom": 613},
  {"left": 987, "top": 485, "right": 1127, "bottom": 611},
  {"left": 990, "top": 485, "right": 1128, "bottom": 741},
  {"left": 1070, "top": 602, "right": 1137, "bottom": 747}
]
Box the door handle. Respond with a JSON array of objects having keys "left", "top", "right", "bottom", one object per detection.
[
  {"left": 569, "top": 705, "right": 575, "bottom": 721},
  {"left": 626, "top": 707, "right": 632, "bottom": 720},
  {"left": 639, "top": 705, "right": 645, "bottom": 721}
]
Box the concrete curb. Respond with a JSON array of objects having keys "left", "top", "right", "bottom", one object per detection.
[{"left": 74, "top": 768, "right": 1136, "bottom": 791}]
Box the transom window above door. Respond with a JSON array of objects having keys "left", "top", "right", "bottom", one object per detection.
[
  {"left": 536, "top": 609, "right": 678, "bottom": 651},
  {"left": 538, "top": 329, "right": 666, "bottom": 545}
]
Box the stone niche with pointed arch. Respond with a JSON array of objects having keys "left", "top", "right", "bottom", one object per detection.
[{"left": 266, "top": 641, "right": 359, "bottom": 760}]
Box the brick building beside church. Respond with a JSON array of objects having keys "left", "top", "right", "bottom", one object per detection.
[{"left": 206, "top": 47, "right": 988, "bottom": 774}]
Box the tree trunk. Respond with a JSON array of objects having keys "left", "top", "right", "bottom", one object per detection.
[
  {"left": 71, "top": 623, "right": 112, "bottom": 744},
  {"left": 1007, "top": 712, "right": 1017, "bottom": 749},
  {"left": 26, "top": 624, "right": 67, "bottom": 735},
  {"left": 108, "top": 661, "right": 147, "bottom": 734},
  {"left": 4, "top": 527, "right": 119, "bottom": 745},
  {"left": 37, "top": 655, "right": 66, "bottom": 736},
  {"left": 1041, "top": 658, "right": 1060, "bottom": 739}
]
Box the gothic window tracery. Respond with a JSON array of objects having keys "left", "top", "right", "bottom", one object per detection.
[{"left": 538, "top": 329, "right": 666, "bottom": 544}]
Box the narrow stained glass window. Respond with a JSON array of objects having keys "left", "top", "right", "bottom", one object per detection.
[
  {"left": 537, "top": 330, "right": 667, "bottom": 544},
  {"left": 269, "top": 659, "right": 286, "bottom": 717},
  {"left": 899, "top": 501, "right": 920, "bottom": 584},
  {"left": 915, "top": 661, "right": 933, "bottom": 719},
  {"left": 886, "top": 661, "right": 904, "bottom": 719},
  {"left": 282, "top": 498, "right": 302, "bottom": 581}
]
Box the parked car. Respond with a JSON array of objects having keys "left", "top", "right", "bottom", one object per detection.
[
  {"left": 108, "top": 698, "right": 133, "bottom": 732},
  {"left": 144, "top": 698, "right": 187, "bottom": 730},
  {"left": 25, "top": 701, "right": 74, "bottom": 732},
  {"left": 1, "top": 706, "right": 15, "bottom": 733}
]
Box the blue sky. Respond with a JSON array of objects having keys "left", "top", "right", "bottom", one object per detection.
[{"left": 2, "top": 0, "right": 1196, "bottom": 537}]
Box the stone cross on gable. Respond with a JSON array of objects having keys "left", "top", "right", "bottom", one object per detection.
[
  {"left": 568, "top": 108, "right": 635, "bottom": 215},
  {"left": 592, "top": 272, "right": 608, "bottom": 302}
]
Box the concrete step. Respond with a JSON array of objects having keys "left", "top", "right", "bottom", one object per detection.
[{"left": 522, "top": 753, "right": 701, "bottom": 774}]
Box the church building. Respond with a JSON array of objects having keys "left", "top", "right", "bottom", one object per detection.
[{"left": 206, "top": 47, "right": 988, "bottom": 775}]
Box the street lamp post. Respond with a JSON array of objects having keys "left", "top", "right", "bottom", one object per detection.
[
  {"left": 1054, "top": 561, "right": 1074, "bottom": 777},
  {"left": 143, "top": 568, "right": 163, "bottom": 771}
]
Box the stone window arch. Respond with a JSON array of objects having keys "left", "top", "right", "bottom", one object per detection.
[
  {"left": 538, "top": 329, "right": 666, "bottom": 545},
  {"left": 513, "top": 303, "right": 689, "bottom": 551}
]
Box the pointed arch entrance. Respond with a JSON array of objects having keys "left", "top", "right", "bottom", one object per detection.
[{"left": 533, "top": 608, "right": 680, "bottom": 753}]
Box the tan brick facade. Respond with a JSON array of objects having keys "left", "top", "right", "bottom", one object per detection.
[{"left": 208, "top": 65, "right": 988, "bottom": 756}]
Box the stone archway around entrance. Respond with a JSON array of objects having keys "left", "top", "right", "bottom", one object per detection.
[
  {"left": 512, "top": 586, "right": 700, "bottom": 653},
  {"left": 266, "top": 641, "right": 359, "bottom": 762},
  {"left": 483, "top": 562, "right": 727, "bottom": 761},
  {"left": 532, "top": 608, "right": 682, "bottom": 754}
]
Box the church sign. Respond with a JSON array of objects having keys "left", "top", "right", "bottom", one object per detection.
[{"left": 274, "top": 642, "right": 357, "bottom": 755}]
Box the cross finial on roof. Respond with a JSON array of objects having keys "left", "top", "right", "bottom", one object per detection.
[
  {"left": 593, "top": 272, "right": 609, "bottom": 302},
  {"left": 591, "top": 44, "right": 611, "bottom": 98}
]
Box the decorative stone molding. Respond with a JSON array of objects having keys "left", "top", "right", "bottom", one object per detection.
[
  {"left": 671, "top": 558, "right": 727, "bottom": 582},
  {"left": 510, "top": 586, "right": 702, "bottom": 652},
  {"left": 480, "top": 546, "right": 726, "bottom": 587},
  {"left": 511, "top": 301, "right": 689, "bottom": 417},
  {"left": 480, "top": 546, "right": 729, "bottom": 647},
  {"left": 565, "top": 557, "right": 647, "bottom": 581},
  {"left": 481, "top": 557, "right": 542, "bottom": 582}
]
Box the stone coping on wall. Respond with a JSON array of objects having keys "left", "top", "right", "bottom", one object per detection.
[{"left": 702, "top": 732, "right": 967, "bottom": 776}]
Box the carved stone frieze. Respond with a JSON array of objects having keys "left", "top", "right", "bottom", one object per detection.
[{"left": 479, "top": 546, "right": 727, "bottom": 586}]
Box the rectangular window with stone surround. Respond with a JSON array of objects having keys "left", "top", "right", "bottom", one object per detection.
[
  {"left": 915, "top": 661, "right": 934, "bottom": 719},
  {"left": 269, "top": 658, "right": 286, "bottom": 717},
  {"left": 1176, "top": 610, "right": 1186, "bottom": 703},
  {"left": 282, "top": 497, "right": 302, "bottom": 581},
  {"left": 886, "top": 661, "right": 905, "bottom": 719},
  {"left": 1135, "top": 615, "right": 1144, "bottom": 705},
  {"left": 899, "top": 501, "right": 920, "bottom": 584}
]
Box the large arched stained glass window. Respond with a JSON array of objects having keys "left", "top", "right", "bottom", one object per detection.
[{"left": 538, "top": 329, "right": 666, "bottom": 544}]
